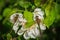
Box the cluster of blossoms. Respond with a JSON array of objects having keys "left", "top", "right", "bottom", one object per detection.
[{"left": 10, "top": 8, "right": 46, "bottom": 40}]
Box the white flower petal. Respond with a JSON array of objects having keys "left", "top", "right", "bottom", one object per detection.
[
  {"left": 28, "top": 29, "right": 36, "bottom": 39},
  {"left": 33, "top": 8, "right": 44, "bottom": 21},
  {"left": 13, "top": 20, "right": 20, "bottom": 33},
  {"left": 19, "top": 13, "right": 23, "bottom": 18},
  {"left": 17, "top": 27, "right": 27, "bottom": 35},
  {"left": 13, "top": 26, "right": 19, "bottom": 33},
  {"left": 40, "top": 24, "right": 46, "bottom": 30},
  {"left": 23, "top": 19, "right": 27, "bottom": 23},
  {"left": 38, "top": 16, "right": 44, "bottom": 20},
  {"left": 21, "top": 27, "right": 27, "bottom": 31},
  {"left": 10, "top": 13, "right": 22, "bottom": 23},
  {"left": 34, "top": 27, "right": 40, "bottom": 37},
  {"left": 34, "top": 8, "right": 41, "bottom": 12},
  {"left": 17, "top": 30, "right": 24, "bottom": 35},
  {"left": 31, "top": 29, "right": 36, "bottom": 35},
  {"left": 23, "top": 31, "right": 30, "bottom": 39},
  {"left": 37, "top": 11, "right": 44, "bottom": 16},
  {"left": 18, "top": 18, "right": 23, "bottom": 22},
  {"left": 10, "top": 14, "right": 16, "bottom": 23}
]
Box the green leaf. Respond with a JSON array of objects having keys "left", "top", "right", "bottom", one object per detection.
[
  {"left": 0, "top": 0, "right": 5, "bottom": 12},
  {"left": 18, "top": 1, "right": 32, "bottom": 9},
  {"left": 55, "top": 3, "right": 60, "bottom": 21},
  {"left": 44, "top": 7, "right": 56, "bottom": 28},
  {"left": 34, "top": 0, "right": 41, "bottom": 7},
  {"left": 7, "top": 33, "right": 12, "bottom": 40},
  {"left": 43, "top": 0, "right": 56, "bottom": 28},
  {"left": 32, "top": 5, "right": 35, "bottom": 10},
  {"left": 0, "top": 15, "right": 2, "bottom": 21},
  {"left": 3, "top": 8, "right": 17, "bottom": 24},
  {"left": 17, "top": 36, "right": 21, "bottom": 40},
  {"left": 3, "top": 8, "right": 12, "bottom": 17},
  {"left": 24, "top": 10, "right": 34, "bottom": 28}
]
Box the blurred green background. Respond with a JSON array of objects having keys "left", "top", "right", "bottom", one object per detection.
[{"left": 0, "top": 0, "right": 60, "bottom": 40}]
